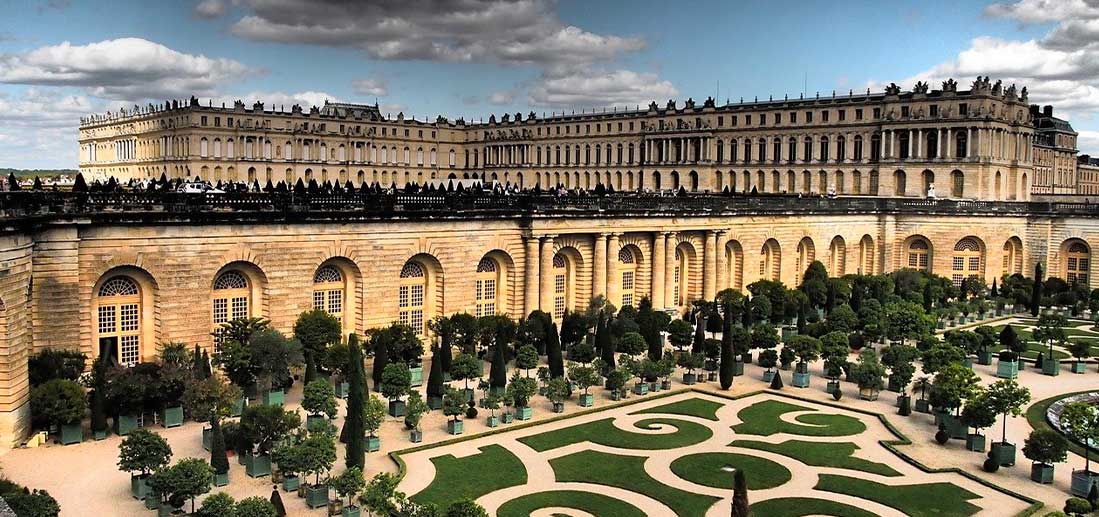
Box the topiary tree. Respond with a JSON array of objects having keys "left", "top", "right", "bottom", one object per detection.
[
  {"left": 1023, "top": 428, "right": 1069, "bottom": 470},
  {"left": 786, "top": 335, "right": 821, "bottom": 372},
  {"left": 667, "top": 319, "right": 693, "bottom": 352},
  {"left": 961, "top": 389, "right": 996, "bottom": 438},
  {"left": 343, "top": 333, "right": 366, "bottom": 466},
  {"left": 758, "top": 349, "right": 779, "bottom": 374},
  {"left": 450, "top": 353, "right": 482, "bottom": 392},
  {"left": 1060, "top": 402, "right": 1099, "bottom": 474},
  {"left": 929, "top": 363, "right": 980, "bottom": 416},
  {"left": 1064, "top": 497, "right": 1091, "bottom": 516},
  {"left": 881, "top": 343, "right": 919, "bottom": 391},
  {"left": 239, "top": 404, "right": 301, "bottom": 456},
  {"left": 515, "top": 344, "right": 539, "bottom": 377},
  {"left": 380, "top": 362, "right": 411, "bottom": 407},
  {"left": 1031, "top": 262, "right": 1043, "bottom": 317},
  {"left": 209, "top": 416, "right": 229, "bottom": 479},
  {"left": 921, "top": 341, "right": 966, "bottom": 375},
  {"left": 293, "top": 309, "right": 341, "bottom": 380},
  {"left": 197, "top": 492, "right": 235, "bottom": 517},
  {"left": 489, "top": 342, "right": 508, "bottom": 390},
  {"left": 985, "top": 379, "right": 1031, "bottom": 444},
  {"left": 118, "top": 428, "right": 172, "bottom": 479},
  {"left": 234, "top": 496, "right": 278, "bottom": 517},
  {"left": 567, "top": 363, "right": 600, "bottom": 398},
  {"left": 731, "top": 468, "right": 749, "bottom": 517},
  {"left": 147, "top": 457, "right": 214, "bottom": 513},
  {"left": 852, "top": 348, "right": 886, "bottom": 398},
  {"left": 363, "top": 395, "right": 386, "bottom": 440},
  {"left": 30, "top": 379, "right": 85, "bottom": 431},
  {"left": 405, "top": 391, "right": 429, "bottom": 433},
  {"left": 90, "top": 356, "right": 109, "bottom": 437},
  {"left": 302, "top": 379, "right": 338, "bottom": 419},
  {"left": 544, "top": 377, "right": 570, "bottom": 409},
  {"left": 546, "top": 321, "right": 565, "bottom": 378},
  {"left": 719, "top": 302, "right": 735, "bottom": 390},
  {"left": 443, "top": 387, "right": 466, "bottom": 423},
  {"left": 506, "top": 374, "right": 538, "bottom": 409}
]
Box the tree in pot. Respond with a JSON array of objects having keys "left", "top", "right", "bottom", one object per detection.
[
  {"left": 184, "top": 375, "right": 243, "bottom": 450},
  {"left": 271, "top": 441, "right": 305, "bottom": 492},
  {"left": 343, "top": 333, "right": 366, "bottom": 469},
  {"left": 118, "top": 428, "right": 172, "bottom": 502},
  {"left": 1062, "top": 401, "right": 1099, "bottom": 497},
  {"left": 943, "top": 330, "right": 982, "bottom": 368},
  {"left": 379, "top": 363, "right": 411, "bottom": 417},
  {"left": 240, "top": 404, "right": 301, "bottom": 478},
  {"left": 657, "top": 350, "right": 676, "bottom": 390},
  {"left": 758, "top": 349, "right": 779, "bottom": 382},
  {"left": 851, "top": 348, "right": 886, "bottom": 401},
  {"left": 676, "top": 352, "right": 705, "bottom": 385},
  {"left": 197, "top": 492, "right": 235, "bottom": 516},
  {"left": 250, "top": 329, "right": 305, "bottom": 406},
  {"left": 371, "top": 323, "right": 425, "bottom": 387},
  {"left": 404, "top": 391, "right": 428, "bottom": 442},
  {"left": 360, "top": 472, "right": 412, "bottom": 517},
  {"left": 1023, "top": 428, "right": 1068, "bottom": 484},
  {"left": 1034, "top": 313, "right": 1068, "bottom": 376},
  {"left": 667, "top": 319, "right": 693, "bottom": 354},
  {"left": 483, "top": 390, "right": 503, "bottom": 425},
  {"left": 920, "top": 341, "right": 966, "bottom": 376},
  {"left": 515, "top": 344, "right": 539, "bottom": 379},
  {"left": 605, "top": 367, "right": 628, "bottom": 400},
  {"left": 147, "top": 457, "right": 214, "bottom": 515},
  {"left": 719, "top": 313, "right": 736, "bottom": 390},
  {"left": 997, "top": 325, "right": 1025, "bottom": 378},
  {"left": 28, "top": 348, "right": 86, "bottom": 388},
  {"left": 778, "top": 346, "right": 796, "bottom": 371},
  {"left": 1067, "top": 339, "right": 1092, "bottom": 374},
  {"left": 299, "top": 430, "right": 337, "bottom": 508},
  {"left": 820, "top": 332, "right": 849, "bottom": 395},
  {"left": 363, "top": 395, "right": 386, "bottom": 452},
  {"left": 425, "top": 345, "right": 445, "bottom": 410},
  {"left": 881, "top": 343, "right": 918, "bottom": 394},
  {"left": 507, "top": 374, "right": 538, "bottom": 420},
  {"left": 960, "top": 389, "right": 995, "bottom": 452},
  {"left": 105, "top": 366, "right": 146, "bottom": 435},
  {"left": 751, "top": 323, "right": 779, "bottom": 365},
  {"left": 302, "top": 379, "right": 338, "bottom": 428},
  {"left": 985, "top": 378, "right": 1031, "bottom": 466},
  {"left": 209, "top": 417, "right": 230, "bottom": 486},
  {"left": 331, "top": 466, "right": 365, "bottom": 517},
  {"left": 443, "top": 387, "right": 466, "bottom": 435},
  {"left": 786, "top": 335, "right": 821, "bottom": 388},
  {"left": 234, "top": 496, "right": 278, "bottom": 516},
  {"left": 543, "top": 377, "right": 569, "bottom": 413},
  {"left": 89, "top": 356, "right": 109, "bottom": 440},
  {"left": 29, "top": 379, "right": 85, "bottom": 445},
  {"left": 595, "top": 312, "right": 616, "bottom": 374},
  {"left": 568, "top": 362, "right": 600, "bottom": 407},
  {"left": 450, "top": 353, "right": 482, "bottom": 403},
  {"left": 293, "top": 309, "right": 342, "bottom": 384},
  {"left": 928, "top": 363, "right": 980, "bottom": 440}
]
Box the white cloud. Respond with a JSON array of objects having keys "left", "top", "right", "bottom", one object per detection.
[
  {"left": 529, "top": 68, "right": 678, "bottom": 109},
  {"left": 984, "top": 0, "right": 1099, "bottom": 24},
  {"left": 202, "top": 90, "right": 339, "bottom": 110},
  {"left": 194, "top": 0, "right": 227, "bottom": 19},
  {"left": 0, "top": 38, "right": 251, "bottom": 100},
  {"left": 0, "top": 88, "right": 94, "bottom": 169},
  {"left": 488, "top": 90, "right": 515, "bottom": 105},
  {"left": 1080, "top": 130, "right": 1099, "bottom": 156},
  {"left": 352, "top": 77, "right": 388, "bottom": 97}
]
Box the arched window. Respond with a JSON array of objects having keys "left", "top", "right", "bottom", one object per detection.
[
  {"left": 200, "top": 138, "right": 208, "bottom": 158},
  {"left": 922, "top": 170, "right": 935, "bottom": 196},
  {"left": 907, "top": 238, "right": 931, "bottom": 272},
  {"left": 98, "top": 276, "right": 141, "bottom": 366},
  {"left": 829, "top": 236, "right": 846, "bottom": 276},
  {"left": 894, "top": 170, "right": 907, "bottom": 196},
  {"left": 674, "top": 248, "right": 688, "bottom": 306},
  {"left": 760, "top": 239, "right": 781, "bottom": 282},
  {"left": 619, "top": 247, "right": 638, "bottom": 308},
  {"left": 475, "top": 257, "right": 500, "bottom": 317},
  {"left": 1002, "top": 237, "right": 1023, "bottom": 276},
  {"left": 212, "top": 270, "right": 251, "bottom": 348},
  {"left": 952, "top": 237, "right": 983, "bottom": 286},
  {"left": 313, "top": 265, "right": 345, "bottom": 324},
  {"left": 796, "top": 238, "right": 815, "bottom": 282},
  {"left": 552, "top": 253, "right": 571, "bottom": 319},
  {"left": 726, "top": 240, "right": 744, "bottom": 291},
  {"left": 858, "top": 235, "right": 875, "bottom": 274},
  {"left": 1065, "top": 240, "right": 1090, "bottom": 285},
  {"left": 399, "top": 262, "right": 427, "bottom": 334},
  {"left": 951, "top": 170, "right": 964, "bottom": 198}
]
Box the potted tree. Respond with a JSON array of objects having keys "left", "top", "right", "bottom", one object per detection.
[
  {"left": 779, "top": 346, "right": 796, "bottom": 371},
  {"left": 240, "top": 404, "right": 301, "bottom": 478},
  {"left": 107, "top": 367, "right": 145, "bottom": 435},
  {"left": 118, "top": 428, "right": 172, "bottom": 503},
  {"left": 208, "top": 416, "right": 231, "bottom": 487},
  {"left": 658, "top": 351, "right": 676, "bottom": 391},
  {"left": 852, "top": 348, "right": 886, "bottom": 401},
  {"left": 929, "top": 364, "right": 980, "bottom": 440},
  {"left": 703, "top": 338, "right": 721, "bottom": 381},
  {"left": 89, "top": 357, "right": 109, "bottom": 440},
  {"left": 881, "top": 343, "right": 918, "bottom": 396},
  {"left": 787, "top": 336, "right": 821, "bottom": 388},
  {"left": 973, "top": 326, "right": 997, "bottom": 365},
  {"left": 325, "top": 340, "right": 351, "bottom": 398},
  {"left": 380, "top": 363, "right": 411, "bottom": 417},
  {"left": 729, "top": 325, "right": 751, "bottom": 375},
  {"left": 960, "top": 389, "right": 994, "bottom": 452},
  {"left": 156, "top": 361, "right": 190, "bottom": 429},
  {"left": 677, "top": 352, "right": 705, "bottom": 385},
  {"left": 1034, "top": 313, "right": 1067, "bottom": 376},
  {"left": 568, "top": 363, "right": 599, "bottom": 407},
  {"left": 443, "top": 387, "right": 466, "bottom": 435},
  {"left": 758, "top": 349, "right": 779, "bottom": 383},
  {"left": 450, "top": 353, "right": 482, "bottom": 404},
  {"left": 363, "top": 395, "right": 385, "bottom": 452},
  {"left": 996, "top": 326, "right": 1023, "bottom": 379},
  {"left": 986, "top": 379, "right": 1031, "bottom": 466},
  {"left": 544, "top": 377, "right": 569, "bottom": 413},
  {"left": 507, "top": 374, "right": 538, "bottom": 420},
  {"left": 1023, "top": 428, "right": 1068, "bottom": 484},
  {"left": 912, "top": 376, "right": 932, "bottom": 413},
  {"left": 147, "top": 457, "right": 214, "bottom": 517},
  {"left": 606, "top": 367, "right": 628, "bottom": 400},
  {"left": 30, "top": 379, "right": 85, "bottom": 445},
  {"left": 483, "top": 391, "right": 503, "bottom": 426},
  {"left": 629, "top": 357, "right": 650, "bottom": 395},
  {"left": 250, "top": 329, "right": 305, "bottom": 406},
  {"left": 302, "top": 379, "right": 338, "bottom": 430},
  {"left": 331, "top": 466, "right": 365, "bottom": 517},
  {"left": 1068, "top": 340, "right": 1091, "bottom": 374},
  {"left": 404, "top": 391, "right": 428, "bottom": 443},
  {"left": 425, "top": 346, "right": 445, "bottom": 410},
  {"left": 515, "top": 344, "right": 538, "bottom": 378},
  {"left": 184, "top": 376, "right": 242, "bottom": 450},
  {"left": 1060, "top": 402, "right": 1099, "bottom": 496},
  {"left": 272, "top": 442, "right": 304, "bottom": 492},
  {"left": 667, "top": 319, "right": 693, "bottom": 355},
  {"left": 300, "top": 430, "right": 336, "bottom": 509}
]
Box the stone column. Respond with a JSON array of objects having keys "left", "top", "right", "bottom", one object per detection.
[
  {"left": 593, "top": 233, "right": 607, "bottom": 299},
  {"left": 907, "top": 129, "right": 914, "bottom": 158},
  {"left": 524, "top": 235, "right": 540, "bottom": 316},
  {"left": 653, "top": 232, "right": 667, "bottom": 307},
  {"left": 916, "top": 129, "right": 923, "bottom": 159},
  {"left": 703, "top": 230, "right": 716, "bottom": 300},
  {"left": 664, "top": 232, "right": 678, "bottom": 309},
  {"left": 539, "top": 235, "right": 556, "bottom": 314},
  {"left": 715, "top": 231, "right": 727, "bottom": 294},
  {"left": 607, "top": 234, "right": 621, "bottom": 306}
]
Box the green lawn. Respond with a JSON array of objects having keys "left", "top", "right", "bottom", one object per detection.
[
  {"left": 551, "top": 450, "right": 720, "bottom": 517},
  {"left": 631, "top": 397, "right": 724, "bottom": 421},
  {"left": 730, "top": 439, "right": 900, "bottom": 477},
  {"left": 496, "top": 490, "right": 647, "bottom": 517},
  {"left": 519, "top": 417, "right": 712, "bottom": 452},
  {"left": 748, "top": 497, "right": 879, "bottom": 517},
  {"left": 815, "top": 474, "right": 981, "bottom": 517},
  {"left": 731, "top": 400, "right": 866, "bottom": 437},
  {"left": 669, "top": 452, "right": 791, "bottom": 490},
  {"left": 410, "top": 444, "right": 527, "bottom": 508}
]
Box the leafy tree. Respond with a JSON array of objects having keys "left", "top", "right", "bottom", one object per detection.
[
  {"left": 921, "top": 341, "right": 966, "bottom": 374},
  {"left": 442, "top": 387, "right": 466, "bottom": 423},
  {"left": 197, "top": 492, "right": 235, "bottom": 517},
  {"left": 546, "top": 321, "right": 565, "bottom": 378},
  {"left": 371, "top": 334, "right": 390, "bottom": 389},
  {"left": 667, "top": 319, "right": 693, "bottom": 351},
  {"left": 618, "top": 331, "right": 647, "bottom": 357},
  {"left": 302, "top": 379, "right": 338, "bottom": 419},
  {"left": 852, "top": 348, "right": 886, "bottom": 396},
  {"left": 446, "top": 499, "right": 489, "bottom": 517},
  {"left": 330, "top": 466, "right": 366, "bottom": 510},
  {"left": 363, "top": 395, "right": 386, "bottom": 438},
  {"left": 677, "top": 352, "right": 705, "bottom": 377},
  {"left": 929, "top": 363, "right": 980, "bottom": 415},
  {"left": 147, "top": 457, "right": 213, "bottom": 512},
  {"left": 944, "top": 330, "right": 983, "bottom": 358},
  {"left": 380, "top": 363, "right": 411, "bottom": 404},
  {"left": 560, "top": 310, "right": 590, "bottom": 349},
  {"left": 405, "top": 391, "right": 429, "bottom": 431},
  {"left": 1062, "top": 402, "right": 1099, "bottom": 473},
  {"left": 999, "top": 325, "right": 1026, "bottom": 359},
  {"left": 786, "top": 335, "right": 821, "bottom": 369},
  {"left": 28, "top": 349, "right": 86, "bottom": 387},
  {"left": 758, "top": 349, "right": 779, "bottom": 372},
  {"left": 517, "top": 311, "right": 552, "bottom": 355},
  {"left": 961, "top": 389, "right": 996, "bottom": 436},
  {"left": 449, "top": 313, "right": 481, "bottom": 355},
  {"left": 293, "top": 309, "right": 341, "bottom": 373},
  {"left": 515, "top": 344, "right": 538, "bottom": 377},
  {"left": 568, "top": 363, "right": 600, "bottom": 396},
  {"left": 233, "top": 496, "right": 278, "bottom": 517},
  {"left": 1034, "top": 313, "right": 1069, "bottom": 359},
  {"left": 299, "top": 430, "right": 337, "bottom": 486},
  {"left": 360, "top": 472, "right": 407, "bottom": 516},
  {"left": 450, "top": 353, "right": 482, "bottom": 391},
  {"left": 826, "top": 304, "right": 858, "bottom": 333},
  {"left": 184, "top": 375, "right": 243, "bottom": 423},
  {"left": 880, "top": 343, "right": 919, "bottom": 390},
  {"left": 750, "top": 323, "right": 779, "bottom": 353},
  {"left": 344, "top": 333, "right": 366, "bottom": 469},
  {"left": 30, "top": 378, "right": 85, "bottom": 431},
  {"left": 506, "top": 374, "right": 538, "bottom": 408},
  {"left": 370, "top": 323, "right": 425, "bottom": 367},
  {"left": 118, "top": 428, "right": 172, "bottom": 477},
  {"left": 239, "top": 404, "right": 301, "bottom": 455},
  {"left": 1023, "top": 428, "right": 1069, "bottom": 467},
  {"left": 985, "top": 379, "right": 1031, "bottom": 443},
  {"left": 249, "top": 329, "right": 304, "bottom": 393},
  {"left": 883, "top": 301, "right": 933, "bottom": 343}
]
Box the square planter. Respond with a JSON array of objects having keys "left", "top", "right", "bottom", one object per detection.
[
  {"left": 579, "top": 394, "right": 594, "bottom": 407},
  {"left": 682, "top": 373, "right": 697, "bottom": 385},
  {"left": 160, "top": 406, "right": 184, "bottom": 428},
  {"left": 365, "top": 436, "right": 380, "bottom": 452},
  {"left": 962, "top": 357, "right": 973, "bottom": 369},
  {"left": 214, "top": 471, "right": 229, "bottom": 487},
  {"left": 1073, "top": 361, "right": 1088, "bottom": 373},
  {"left": 502, "top": 412, "right": 514, "bottom": 424},
  {"left": 388, "top": 399, "right": 406, "bottom": 417},
  {"left": 343, "top": 506, "right": 362, "bottom": 517},
  {"left": 733, "top": 361, "right": 744, "bottom": 376},
  {"left": 114, "top": 414, "right": 139, "bottom": 436},
  {"left": 282, "top": 475, "right": 300, "bottom": 492},
  {"left": 991, "top": 442, "right": 1016, "bottom": 466},
  {"left": 427, "top": 396, "right": 443, "bottom": 410},
  {"left": 143, "top": 492, "right": 159, "bottom": 510},
  {"left": 825, "top": 380, "right": 840, "bottom": 394},
  {"left": 516, "top": 406, "right": 533, "bottom": 421},
  {"left": 633, "top": 383, "right": 648, "bottom": 395},
  {"left": 946, "top": 415, "right": 968, "bottom": 440},
  {"left": 740, "top": 353, "right": 753, "bottom": 365},
  {"left": 792, "top": 372, "right": 810, "bottom": 388},
  {"left": 93, "top": 429, "right": 107, "bottom": 441},
  {"left": 781, "top": 327, "right": 796, "bottom": 341},
  {"left": 915, "top": 398, "right": 930, "bottom": 413},
  {"left": 335, "top": 381, "right": 350, "bottom": 399},
  {"left": 306, "top": 484, "right": 329, "bottom": 509},
  {"left": 486, "top": 415, "right": 499, "bottom": 428},
  {"left": 965, "top": 434, "right": 986, "bottom": 452},
  {"left": 762, "top": 370, "right": 776, "bottom": 383},
  {"left": 1071, "top": 469, "right": 1099, "bottom": 497},
  {"left": 1042, "top": 358, "right": 1061, "bottom": 376},
  {"left": 410, "top": 429, "right": 422, "bottom": 443},
  {"left": 230, "top": 397, "right": 245, "bottom": 417},
  {"left": 996, "top": 359, "right": 1019, "bottom": 379},
  {"left": 1031, "top": 463, "right": 1055, "bottom": 484},
  {"left": 306, "top": 414, "right": 328, "bottom": 431},
  {"left": 59, "top": 423, "right": 82, "bottom": 445},
  {"left": 263, "top": 390, "right": 284, "bottom": 406},
  {"left": 409, "top": 366, "right": 424, "bottom": 387},
  {"left": 896, "top": 394, "right": 911, "bottom": 410},
  {"left": 977, "top": 351, "right": 993, "bottom": 365},
  {"left": 202, "top": 426, "right": 211, "bottom": 450},
  {"left": 157, "top": 503, "right": 176, "bottom": 517},
  {"left": 447, "top": 420, "right": 464, "bottom": 435},
  {"left": 246, "top": 453, "right": 272, "bottom": 478},
  {"left": 611, "top": 390, "right": 622, "bottom": 401},
  {"left": 648, "top": 381, "right": 660, "bottom": 393},
  {"left": 238, "top": 450, "right": 249, "bottom": 466},
  {"left": 131, "top": 475, "right": 150, "bottom": 500}
]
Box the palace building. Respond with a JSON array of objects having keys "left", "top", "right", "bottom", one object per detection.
[{"left": 0, "top": 77, "right": 1094, "bottom": 446}]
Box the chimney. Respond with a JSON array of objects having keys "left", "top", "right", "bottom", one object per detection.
[
  {"left": 1043, "top": 105, "right": 1053, "bottom": 117},
  {"left": 1029, "top": 105, "right": 1040, "bottom": 118}
]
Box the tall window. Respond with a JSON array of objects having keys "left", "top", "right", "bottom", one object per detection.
[
  {"left": 313, "top": 265, "right": 344, "bottom": 324},
  {"left": 619, "top": 247, "right": 637, "bottom": 308},
  {"left": 894, "top": 170, "right": 907, "bottom": 196},
  {"left": 475, "top": 258, "right": 499, "bottom": 317},
  {"left": 213, "top": 270, "right": 250, "bottom": 348},
  {"left": 951, "top": 170, "right": 965, "bottom": 198},
  {"left": 399, "top": 262, "right": 426, "bottom": 335},
  {"left": 907, "top": 238, "right": 930, "bottom": 272},
  {"left": 727, "top": 241, "right": 744, "bottom": 291},
  {"left": 760, "top": 239, "right": 781, "bottom": 282},
  {"left": 1066, "top": 241, "right": 1090, "bottom": 285},
  {"left": 674, "top": 249, "right": 688, "bottom": 306},
  {"left": 796, "top": 238, "right": 815, "bottom": 283},
  {"left": 829, "top": 237, "right": 846, "bottom": 276},
  {"left": 98, "top": 276, "right": 141, "bottom": 367},
  {"left": 952, "top": 237, "right": 982, "bottom": 286},
  {"left": 1002, "top": 238, "right": 1023, "bottom": 276},
  {"left": 553, "top": 254, "right": 569, "bottom": 319},
  {"left": 858, "top": 235, "right": 875, "bottom": 274}
]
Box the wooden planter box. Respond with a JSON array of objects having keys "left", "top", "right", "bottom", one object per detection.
[
  {"left": 996, "top": 360, "right": 1018, "bottom": 379},
  {"left": 553, "top": 402, "right": 565, "bottom": 413},
  {"left": 965, "top": 434, "right": 986, "bottom": 452},
  {"left": 114, "top": 414, "right": 139, "bottom": 436},
  {"left": 143, "top": 491, "right": 159, "bottom": 510},
  {"left": 410, "top": 430, "right": 422, "bottom": 443},
  {"left": 335, "top": 381, "right": 350, "bottom": 399},
  {"left": 342, "top": 506, "right": 362, "bottom": 517},
  {"left": 131, "top": 475, "right": 150, "bottom": 500},
  {"left": 160, "top": 406, "right": 184, "bottom": 428},
  {"left": 991, "top": 442, "right": 1016, "bottom": 466},
  {"left": 1042, "top": 358, "right": 1061, "bottom": 376},
  {"left": 1072, "top": 361, "right": 1088, "bottom": 374},
  {"left": 365, "top": 436, "right": 380, "bottom": 452},
  {"left": 408, "top": 366, "right": 424, "bottom": 387},
  {"left": 230, "top": 397, "right": 245, "bottom": 417},
  {"left": 732, "top": 361, "right": 744, "bottom": 376},
  {"left": 976, "top": 351, "right": 993, "bottom": 365},
  {"left": 682, "top": 373, "right": 697, "bottom": 385},
  {"left": 214, "top": 471, "right": 228, "bottom": 487},
  {"left": 388, "top": 400, "right": 406, "bottom": 417},
  {"left": 578, "top": 394, "right": 594, "bottom": 407},
  {"left": 502, "top": 412, "right": 514, "bottom": 424},
  {"left": 792, "top": 372, "right": 810, "bottom": 388},
  {"left": 306, "top": 484, "right": 329, "bottom": 509},
  {"left": 516, "top": 406, "right": 533, "bottom": 421},
  {"left": 283, "top": 475, "right": 301, "bottom": 491},
  {"left": 1031, "top": 463, "right": 1055, "bottom": 484},
  {"left": 447, "top": 420, "right": 463, "bottom": 435},
  {"left": 486, "top": 415, "right": 499, "bottom": 427},
  {"left": 1071, "top": 469, "right": 1099, "bottom": 497},
  {"left": 914, "top": 398, "right": 930, "bottom": 413},
  {"left": 263, "top": 390, "right": 284, "bottom": 407},
  {"left": 427, "top": 396, "right": 443, "bottom": 410},
  {"left": 633, "top": 382, "right": 648, "bottom": 395},
  {"left": 825, "top": 380, "right": 840, "bottom": 394},
  {"left": 859, "top": 389, "right": 879, "bottom": 401},
  {"left": 762, "top": 370, "right": 775, "bottom": 383},
  {"left": 246, "top": 453, "right": 272, "bottom": 478},
  {"left": 59, "top": 423, "right": 82, "bottom": 445}
]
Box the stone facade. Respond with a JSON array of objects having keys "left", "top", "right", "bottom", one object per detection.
[
  {"left": 1030, "top": 105, "right": 1080, "bottom": 195},
  {"left": 79, "top": 77, "right": 1036, "bottom": 201}
]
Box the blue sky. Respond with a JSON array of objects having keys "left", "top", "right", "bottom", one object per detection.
[{"left": 1, "top": 0, "right": 1097, "bottom": 169}]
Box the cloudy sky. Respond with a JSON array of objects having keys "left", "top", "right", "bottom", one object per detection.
[{"left": 2, "top": 0, "right": 1098, "bottom": 169}]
